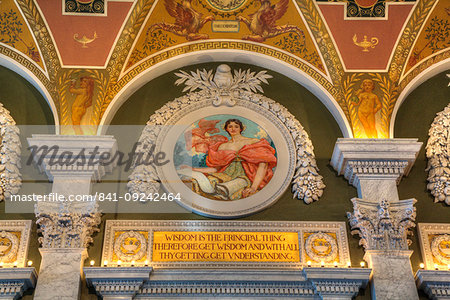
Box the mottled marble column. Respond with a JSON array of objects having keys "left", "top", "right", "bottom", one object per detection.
[
  {"left": 28, "top": 135, "right": 117, "bottom": 300},
  {"left": 331, "top": 139, "right": 422, "bottom": 300}
]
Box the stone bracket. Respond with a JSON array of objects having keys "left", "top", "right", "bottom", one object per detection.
[
  {"left": 416, "top": 270, "right": 450, "bottom": 300},
  {"left": 0, "top": 267, "right": 37, "bottom": 300}
]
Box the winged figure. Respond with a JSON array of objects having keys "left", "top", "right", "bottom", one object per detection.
[
  {"left": 237, "top": 0, "right": 304, "bottom": 42},
  {"left": 149, "top": 0, "right": 214, "bottom": 41}
]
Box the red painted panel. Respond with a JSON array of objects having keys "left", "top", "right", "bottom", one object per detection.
[
  {"left": 36, "top": 0, "right": 132, "bottom": 67},
  {"left": 318, "top": 3, "right": 414, "bottom": 70}
]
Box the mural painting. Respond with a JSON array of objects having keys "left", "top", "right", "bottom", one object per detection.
[{"left": 175, "top": 115, "right": 277, "bottom": 201}]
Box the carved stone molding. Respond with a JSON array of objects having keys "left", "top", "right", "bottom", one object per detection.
[
  {"left": 347, "top": 198, "right": 416, "bottom": 251},
  {"left": 85, "top": 267, "right": 152, "bottom": 299},
  {"left": 417, "top": 223, "right": 450, "bottom": 270},
  {"left": 331, "top": 138, "right": 422, "bottom": 187},
  {"left": 0, "top": 267, "right": 37, "bottom": 299},
  {"left": 416, "top": 270, "right": 450, "bottom": 300},
  {"left": 0, "top": 220, "right": 31, "bottom": 267},
  {"left": 84, "top": 268, "right": 370, "bottom": 299},
  {"left": 0, "top": 103, "right": 21, "bottom": 202},
  {"left": 426, "top": 103, "right": 450, "bottom": 205},
  {"left": 128, "top": 65, "right": 324, "bottom": 211},
  {"left": 35, "top": 201, "right": 101, "bottom": 248}
]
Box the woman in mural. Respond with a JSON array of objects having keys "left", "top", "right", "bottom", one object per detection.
[
  {"left": 355, "top": 79, "right": 382, "bottom": 138},
  {"left": 178, "top": 118, "right": 277, "bottom": 200},
  {"left": 70, "top": 76, "right": 94, "bottom": 135}
]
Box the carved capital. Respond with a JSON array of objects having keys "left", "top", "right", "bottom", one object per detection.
[
  {"left": 347, "top": 198, "right": 416, "bottom": 251},
  {"left": 331, "top": 138, "right": 422, "bottom": 188},
  {"left": 35, "top": 201, "right": 101, "bottom": 248}
]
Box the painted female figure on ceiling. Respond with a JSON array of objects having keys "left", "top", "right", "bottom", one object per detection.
[{"left": 176, "top": 116, "right": 277, "bottom": 200}]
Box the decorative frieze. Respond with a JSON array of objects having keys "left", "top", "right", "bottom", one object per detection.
[
  {"left": 101, "top": 220, "right": 351, "bottom": 269},
  {"left": 35, "top": 201, "right": 101, "bottom": 248},
  {"left": 347, "top": 198, "right": 416, "bottom": 251},
  {"left": 0, "top": 220, "right": 31, "bottom": 267},
  {"left": 417, "top": 223, "right": 450, "bottom": 270},
  {"left": 344, "top": 160, "right": 409, "bottom": 186},
  {"left": 426, "top": 103, "right": 450, "bottom": 205}
]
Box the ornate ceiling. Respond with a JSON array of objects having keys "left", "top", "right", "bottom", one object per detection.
[{"left": 0, "top": 0, "right": 448, "bottom": 137}]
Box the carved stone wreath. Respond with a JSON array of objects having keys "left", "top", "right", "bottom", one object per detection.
[
  {"left": 113, "top": 231, "right": 147, "bottom": 262},
  {"left": 305, "top": 232, "right": 338, "bottom": 263},
  {"left": 0, "top": 103, "right": 21, "bottom": 201},
  {"left": 0, "top": 231, "right": 20, "bottom": 263},
  {"left": 430, "top": 234, "right": 450, "bottom": 265},
  {"left": 128, "top": 65, "right": 325, "bottom": 217},
  {"left": 426, "top": 102, "right": 450, "bottom": 205}
]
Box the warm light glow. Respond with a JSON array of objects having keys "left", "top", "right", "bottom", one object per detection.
[
  {"left": 27, "top": 261, "right": 32, "bottom": 267},
  {"left": 419, "top": 263, "right": 425, "bottom": 269},
  {"left": 131, "top": 260, "right": 135, "bottom": 266},
  {"left": 307, "top": 261, "right": 311, "bottom": 267},
  {"left": 320, "top": 261, "right": 325, "bottom": 267},
  {"left": 434, "top": 264, "right": 438, "bottom": 270},
  {"left": 334, "top": 261, "right": 338, "bottom": 267},
  {"left": 0, "top": 262, "right": 4, "bottom": 268},
  {"left": 145, "top": 260, "right": 149, "bottom": 266},
  {"left": 360, "top": 261, "right": 365, "bottom": 268},
  {"left": 90, "top": 260, "right": 95, "bottom": 266},
  {"left": 347, "top": 262, "right": 351, "bottom": 268},
  {"left": 448, "top": 264, "right": 450, "bottom": 270},
  {"left": 103, "top": 260, "right": 108, "bottom": 266},
  {"left": 117, "top": 260, "right": 122, "bottom": 266}
]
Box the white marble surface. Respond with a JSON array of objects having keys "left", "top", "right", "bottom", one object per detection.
[
  {"left": 34, "top": 248, "right": 86, "bottom": 300},
  {"left": 365, "top": 250, "right": 419, "bottom": 300}
]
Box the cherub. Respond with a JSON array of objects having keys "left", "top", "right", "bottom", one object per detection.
[{"left": 354, "top": 79, "right": 382, "bottom": 138}]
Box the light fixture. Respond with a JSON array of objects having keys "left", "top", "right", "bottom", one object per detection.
[
  {"left": 131, "top": 260, "right": 135, "bottom": 267},
  {"left": 13, "top": 261, "right": 18, "bottom": 268},
  {"left": 320, "top": 261, "right": 325, "bottom": 267},
  {"left": 103, "top": 260, "right": 108, "bottom": 267},
  {"left": 434, "top": 264, "right": 438, "bottom": 270},
  {"left": 419, "top": 263, "right": 424, "bottom": 269},
  {"left": 90, "top": 260, "right": 95, "bottom": 266},
  {"left": 360, "top": 261, "right": 365, "bottom": 268},
  {"left": 144, "top": 260, "right": 149, "bottom": 266},
  {"left": 307, "top": 261, "right": 311, "bottom": 267},
  {"left": 27, "top": 260, "right": 32, "bottom": 267},
  {"left": 334, "top": 261, "right": 338, "bottom": 268},
  {"left": 117, "top": 260, "right": 122, "bottom": 267},
  {"left": 347, "top": 262, "right": 351, "bottom": 268}
]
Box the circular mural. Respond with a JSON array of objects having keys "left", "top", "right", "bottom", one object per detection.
[{"left": 174, "top": 115, "right": 277, "bottom": 201}]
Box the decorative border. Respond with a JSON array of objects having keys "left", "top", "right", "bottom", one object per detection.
[
  {"left": 101, "top": 220, "right": 350, "bottom": 269},
  {"left": 417, "top": 223, "right": 450, "bottom": 270},
  {"left": 100, "top": 40, "right": 337, "bottom": 122},
  {"left": 0, "top": 220, "right": 31, "bottom": 267}
]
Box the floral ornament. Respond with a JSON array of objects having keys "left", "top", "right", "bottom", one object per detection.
[
  {"left": 128, "top": 65, "right": 325, "bottom": 204},
  {"left": 0, "top": 103, "right": 21, "bottom": 201},
  {"left": 426, "top": 102, "right": 450, "bottom": 205}
]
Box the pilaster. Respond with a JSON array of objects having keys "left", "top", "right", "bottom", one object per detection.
[
  {"left": 28, "top": 135, "right": 117, "bottom": 300},
  {"left": 331, "top": 138, "right": 422, "bottom": 300}
]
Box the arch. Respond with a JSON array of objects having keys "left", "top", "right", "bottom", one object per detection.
[
  {"left": 391, "top": 58, "right": 450, "bottom": 137},
  {"left": 98, "top": 49, "right": 352, "bottom": 138},
  {"left": 0, "top": 52, "right": 59, "bottom": 127}
]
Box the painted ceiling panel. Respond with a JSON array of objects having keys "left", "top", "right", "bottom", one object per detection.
[
  {"left": 318, "top": 2, "right": 414, "bottom": 71},
  {"left": 35, "top": 0, "right": 133, "bottom": 67},
  {"left": 0, "top": 1, "right": 44, "bottom": 69},
  {"left": 125, "top": 0, "right": 326, "bottom": 74}
]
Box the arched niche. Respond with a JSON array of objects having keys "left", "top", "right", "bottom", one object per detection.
[
  {"left": 99, "top": 50, "right": 352, "bottom": 138},
  {"left": 0, "top": 65, "right": 55, "bottom": 125}
]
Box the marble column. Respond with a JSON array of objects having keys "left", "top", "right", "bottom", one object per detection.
[
  {"left": 331, "top": 138, "right": 422, "bottom": 300},
  {"left": 27, "top": 135, "right": 117, "bottom": 300}
]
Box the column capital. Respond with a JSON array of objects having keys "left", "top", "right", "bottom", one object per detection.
[
  {"left": 27, "top": 134, "right": 118, "bottom": 181},
  {"left": 331, "top": 138, "right": 422, "bottom": 186},
  {"left": 35, "top": 201, "right": 101, "bottom": 249},
  {"left": 347, "top": 198, "right": 416, "bottom": 251}
]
